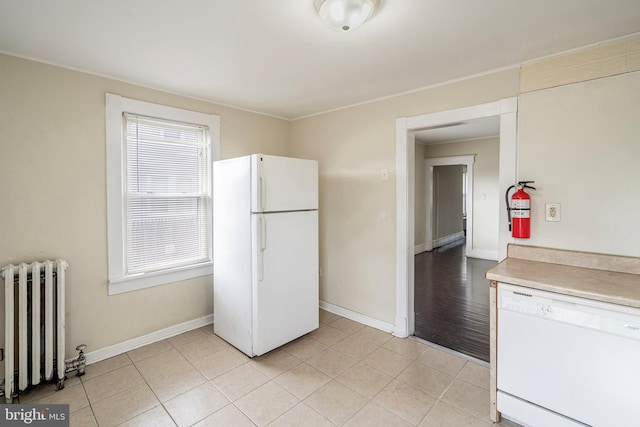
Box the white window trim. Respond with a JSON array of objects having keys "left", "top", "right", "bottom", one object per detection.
[{"left": 106, "top": 93, "right": 220, "bottom": 295}]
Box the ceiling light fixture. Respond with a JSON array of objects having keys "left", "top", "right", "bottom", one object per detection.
[{"left": 315, "top": 0, "right": 378, "bottom": 32}]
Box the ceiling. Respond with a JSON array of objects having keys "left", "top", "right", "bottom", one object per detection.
[{"left": 1, "top": 1, "right": 639, "bottom": 120}]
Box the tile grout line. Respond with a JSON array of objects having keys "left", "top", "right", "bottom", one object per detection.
[
  {"left": 320, "top": 328, "right": 494, "bottom": 426},
  {"left": 128, "top": 352, "right": 178, "bottom": 427},
  {"left": 66, "top": 314, "right": 501, "bottom": 426}
]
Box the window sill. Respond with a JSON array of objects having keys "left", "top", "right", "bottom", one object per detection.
[{"left": 108, "top": 262, "right": 212, "bottom": 295}]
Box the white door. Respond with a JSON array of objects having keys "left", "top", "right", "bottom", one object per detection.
[
  {"left": 252, "top": 210, "right": 319, "bottom": 356},
  {"left": 251, "top": 154, "right": 318, "bottom": 213}
]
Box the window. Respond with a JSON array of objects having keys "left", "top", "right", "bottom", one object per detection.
[{"left": 106, "top": 94, "right": 220, "bottom": 295}]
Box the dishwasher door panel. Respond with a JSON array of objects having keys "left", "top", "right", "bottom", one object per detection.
[{"left": 498, "top": 306, "right": 640, "bottom": 427}]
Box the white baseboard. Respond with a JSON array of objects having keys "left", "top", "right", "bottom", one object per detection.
[
  {"left": 434, "top": 231, "right": 465, "bottom": 248},
  {"left": 87, "top": 302, "right": 402, "bottom": 366},
  {"left": 466, "top": 248, "right": 499, "bottom": 261},
  {"left": 393, "top": 314, "right": 409, "bottom": 338},
  {"left": 419, "top": 233, "right": 497, "bottom": 261},
  {"left": 319, "top": 301, "right": 395, "bottom": 333},
  {"left": 84, "top": 314, "right": 214, "bottom": 365}
]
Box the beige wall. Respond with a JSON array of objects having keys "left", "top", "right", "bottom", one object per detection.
[
  {"left": 433, "top": 165, "right": 464, "bottom": 240},
  {"left": 516, "top": 35, "right": 640, "bottom": 258},
  {"left": 291, "top": 39, "right": 639, "bottom": 327},
  {"left": 421, "top": 138, "right": 500, "bottom": 253},
  {"left": 518, "top": 71, "right": 640, "bottom": 257},
  {"left": 2, "top": 30, "right": 637, "bottom": 359},
  {"left": 0, "top": 54, "right": 290, "bottom": 360},
  {"left": 290, "top": 68, "right": 520, "bottom": 324}
]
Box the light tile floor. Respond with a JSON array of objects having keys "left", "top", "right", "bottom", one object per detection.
[{"left": 15, "top": 310, "right": 522, "bottom": 426}]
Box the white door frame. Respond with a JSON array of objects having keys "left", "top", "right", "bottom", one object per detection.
[
  {"left": 424, "top": 155, "right": 475, "bottom": 255},
  {"left": 394, "top": 98, "right": 517, "bottom": 338}
]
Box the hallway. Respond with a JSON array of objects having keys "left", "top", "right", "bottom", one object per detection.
[{"left": 414, "top": 240, "right": 497, "bottom": 362}]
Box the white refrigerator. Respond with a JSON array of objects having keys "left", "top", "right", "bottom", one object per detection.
[{"left": 213, "top": 154, "right": 319, "bottom": 357}]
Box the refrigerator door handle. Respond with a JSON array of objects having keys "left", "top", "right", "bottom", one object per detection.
[
  {"left": 258, "top": 215, "right": 266, "bottom": 281},
  {"left": 261, "top": 216, "right": 267, "bottom": 252},
  {"left": 260, "top": 175, "right": 266, "bottom": 211}
]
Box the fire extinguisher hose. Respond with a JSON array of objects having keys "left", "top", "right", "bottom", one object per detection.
[{"left": 505, "top": 185, "right": 516, "bottom": 231}]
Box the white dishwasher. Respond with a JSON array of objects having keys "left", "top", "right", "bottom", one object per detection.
[{"left": 497, "top": 283, "right": 640, "bottom": 427}]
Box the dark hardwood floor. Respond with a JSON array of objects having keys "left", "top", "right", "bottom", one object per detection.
[{"left": 414, "top": 239, "right": 497, "bottom": 362}]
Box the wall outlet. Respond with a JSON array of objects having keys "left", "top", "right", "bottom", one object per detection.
[
  {"left": 545, "top": 203, "right": 561, "bottom": 222},
  {"left": 381, "top": 168, "right": 389, "bottom": 181}
]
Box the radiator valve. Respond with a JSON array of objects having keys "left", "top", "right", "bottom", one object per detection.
[{"left": 65, "top": 344, "right": 87, "bottom": 378}]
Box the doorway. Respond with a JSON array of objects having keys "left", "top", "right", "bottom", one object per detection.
[
  {"left": 414, "top": 141, "right": 498, "bottom": 361},
  {"left": 420, "top": 155, "right": 476, "bottom": 256},
  {"left": 393, "top": 98, "right": 517, "bottom": 339}
]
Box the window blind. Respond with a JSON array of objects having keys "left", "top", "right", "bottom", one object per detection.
[{"left": 123, "top": 113, "right": 211, "bottom": 274}]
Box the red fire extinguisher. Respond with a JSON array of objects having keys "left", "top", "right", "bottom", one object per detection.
[{"left": 506, "top": 181, "right": 536, "bottom": 238}]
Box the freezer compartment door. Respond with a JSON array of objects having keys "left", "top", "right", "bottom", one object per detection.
[
  {"left": 252, "top": 210, "right": 319, "bottom": 356},
  {"left": 251, "top": 154, "right": 318, "bottom": 213}
]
